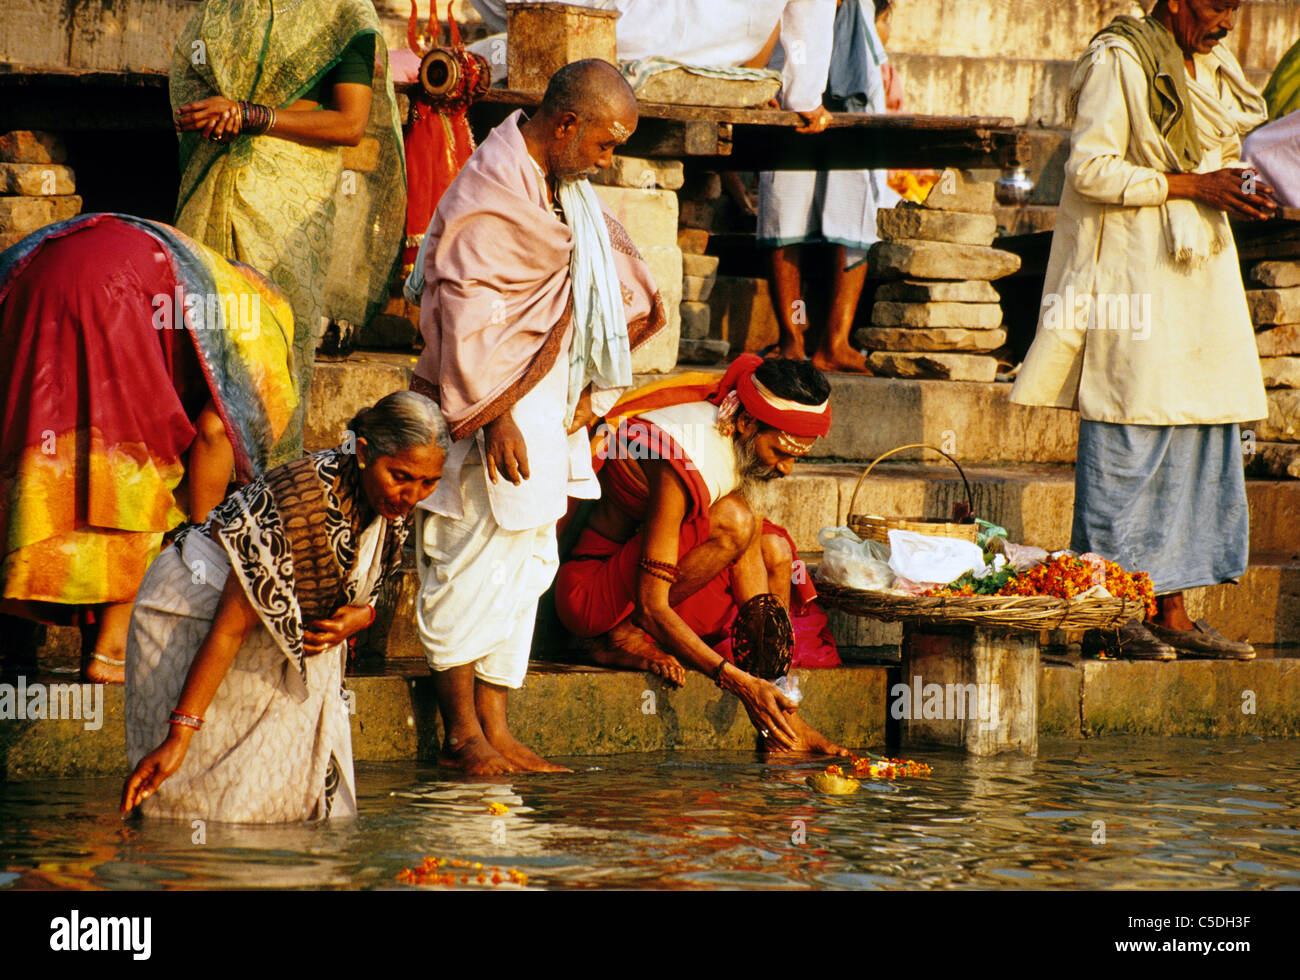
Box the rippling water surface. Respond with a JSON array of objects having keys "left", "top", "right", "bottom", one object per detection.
[{"left": 2, "top": 738, "right": 1298, "bottom": 890}]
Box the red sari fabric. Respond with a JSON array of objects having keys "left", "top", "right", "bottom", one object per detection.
[
  {"left": 403, "top": 102, "right": 476, "bottom": 269},
  {"left": 0, "top": 221, "right": 204, "bottom": 607},
  {"left": 0, "top": 215, "right": 297, "bottom": 611}
]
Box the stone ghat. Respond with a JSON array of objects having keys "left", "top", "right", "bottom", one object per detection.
[{"left": 3, "top": 657, "right": 1297, "bottom": 779}]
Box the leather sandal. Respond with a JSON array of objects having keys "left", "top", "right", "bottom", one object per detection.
[
  {"left": 1146, "top": 619, "right": 1256, "bottom": 660},
  {"left": 1083, "top": 619, "right": 1176, "bottom": 661}
]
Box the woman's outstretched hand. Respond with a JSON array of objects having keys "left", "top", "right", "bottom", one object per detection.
[{"left": 121, "top": 730, "right": 191, "bottom": 814}]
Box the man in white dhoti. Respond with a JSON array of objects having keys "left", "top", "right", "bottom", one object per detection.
[
  {"left": 410, "top": 60, "right": 666, "bottom": 774},
  {"left": 1011, "top": 0, "right": 1276, "bottom": 660}
]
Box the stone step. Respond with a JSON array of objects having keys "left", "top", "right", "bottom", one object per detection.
[
  {"left": 4, "top": 655, "right": 1297, "bottom": 779},
  {"left": 816, "top": 374, "right": 1080, "bottom": 464},
  {"left": 827, "top": 557, "right": 1300, "bottom": 649},
  {"left": 745, "top": 461, "right": 1300, "bottom": 556},
  {"left": 307, "top": 359, "right": 1079, "bottom": 466},
  {"left": 0, "top": 1, "right": 486, "bottom": 74}
]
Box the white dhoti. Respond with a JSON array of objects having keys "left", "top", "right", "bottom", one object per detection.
[
  {"left": 415, "top": 455, "right": 560, "bottom": 689},
  {"left": 757, "top": 168, "right": 898, "bottom": 267}
]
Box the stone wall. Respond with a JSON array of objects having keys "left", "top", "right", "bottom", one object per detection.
[
  {"left": 6, "top": 1, "right": 1291, "bottom": 123},
  {"left": 0, "top": 131, "right": 82, "bottom": 250},
  {"left": 0, "top": 0, "right": 484, "bottom": 74}
]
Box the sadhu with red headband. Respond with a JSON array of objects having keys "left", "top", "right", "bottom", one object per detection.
[{"left": 555, "top": 354, "right": 847, "bottom": 755}]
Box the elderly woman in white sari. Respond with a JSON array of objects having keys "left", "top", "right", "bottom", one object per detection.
[{"left": 121, "top": 392, "right": 448, "bottom": 823}]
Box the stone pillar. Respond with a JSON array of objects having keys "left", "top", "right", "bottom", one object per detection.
[
  {"left": 897, "top": 622, "right": 1039, "bottom": 756},
  {"left": 1245, "top": 260, "right": 1300, "bottom": 479}
]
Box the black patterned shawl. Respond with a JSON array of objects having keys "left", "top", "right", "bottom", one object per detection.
[{"left": 174, "top": 448, "right": 409, "bottom": 679}]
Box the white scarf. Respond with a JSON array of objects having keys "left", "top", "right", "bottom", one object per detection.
[{"left": 557, "top": 177, "right": 632, "bottom": 427}]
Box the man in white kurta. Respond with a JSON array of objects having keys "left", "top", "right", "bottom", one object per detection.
[{"left": 1010, "top": 0, "right": 1274, "bottom": 659}]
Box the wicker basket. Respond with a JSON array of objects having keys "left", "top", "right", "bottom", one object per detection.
[
  {"left": 814, "top": 579, "right": 1143, "bottom": 634},
  {"left": 847, "top": 444, "right": 978, "bottom": 545}
]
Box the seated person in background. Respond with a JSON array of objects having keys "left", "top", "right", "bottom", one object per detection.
[{"left": 556, "top": 355, "right": 846, "bottom": 755}]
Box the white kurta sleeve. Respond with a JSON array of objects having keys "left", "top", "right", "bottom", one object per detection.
[
  {"left": 1065, "top": 46, "right": 1169, "bottom": 209},
  {"left": 778, "top": 0, "right": 836, "bottom": 112}
]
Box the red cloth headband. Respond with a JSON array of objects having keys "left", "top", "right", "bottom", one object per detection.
[{"left": 707, "top": 354, "right": 832, "bottom": 438}]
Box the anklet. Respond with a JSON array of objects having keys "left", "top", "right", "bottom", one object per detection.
[{"left": 92, "top": 653, "right": 126, "bottom": 667}]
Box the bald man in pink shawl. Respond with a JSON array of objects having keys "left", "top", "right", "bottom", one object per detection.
[{"left": 409, "top": 60, "right": 665, "bottom": 774}]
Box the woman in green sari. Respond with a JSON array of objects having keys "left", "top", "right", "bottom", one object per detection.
[
  {"left": 1264, "top": 36, "right": 1300, "bottom": 121},
  {"left": 171, "top": 0, "right": 406, "bottom": 463}
]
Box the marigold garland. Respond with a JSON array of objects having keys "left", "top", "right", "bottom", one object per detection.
[
  {"left": 926, "top": 553, "right": 1156, "bottom": 620},
  {"left": 396, "top": 856, "right": 528, "bottom": 888}
]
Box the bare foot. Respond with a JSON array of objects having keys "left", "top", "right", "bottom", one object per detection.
[
  {"left": 760, "top": 712, "right": 850, "bottom": 757},
  {"left": 811, "top": 347, "right": 872, "bottom": 375},
  {"left": 777, "top": 341, "right": 808, "bottom": 361},
  {"left": 484, "top": 727, "right": 571, "bottom": 773},
  {"left": 589, "top": 621, "right": 686, "bottom": 686},
  {"left": 438, "top": 734, "right": 518, "bottom": 775}
]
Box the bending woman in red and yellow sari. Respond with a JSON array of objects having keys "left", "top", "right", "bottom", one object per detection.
[{"left": 0, "top": 214, "right": 298, "bottom": 683}]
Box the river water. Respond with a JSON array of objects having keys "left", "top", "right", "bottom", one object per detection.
[{"left": 2, "top": 737, "right": 1297, "bottom": 890}]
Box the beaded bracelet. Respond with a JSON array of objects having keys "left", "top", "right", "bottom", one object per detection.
[
  {"left": 638, "top": 557, "right": 680, "bottom": 580},
  {"left": 168, "top": 710, "right": 204, "bottom": 731},
  {"left": 711, "top": 658, "right": 729, "bottom": 688},
  {"left": 637, "top": 559, "right": 678, "bottom": 585},
  {"left": 640, "top": 557, "right": 678, "bottom": 573}
]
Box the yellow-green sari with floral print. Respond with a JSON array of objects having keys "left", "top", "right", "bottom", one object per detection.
[{"left": 171, "top": 0, "right": 405, "bottom": 462}]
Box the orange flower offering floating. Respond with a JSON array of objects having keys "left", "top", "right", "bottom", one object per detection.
[
  {"left": 487, "top": 802, "right": 510, "bottom": 815},
  {"left": 396, "top": 856, "right": 528, "bottom": 888},
  {"left": 806, "top": 764, "right": 860, "bottom": 795},
  {"left": 850, "top": 755, "right": 932, "bottom": 780}
]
